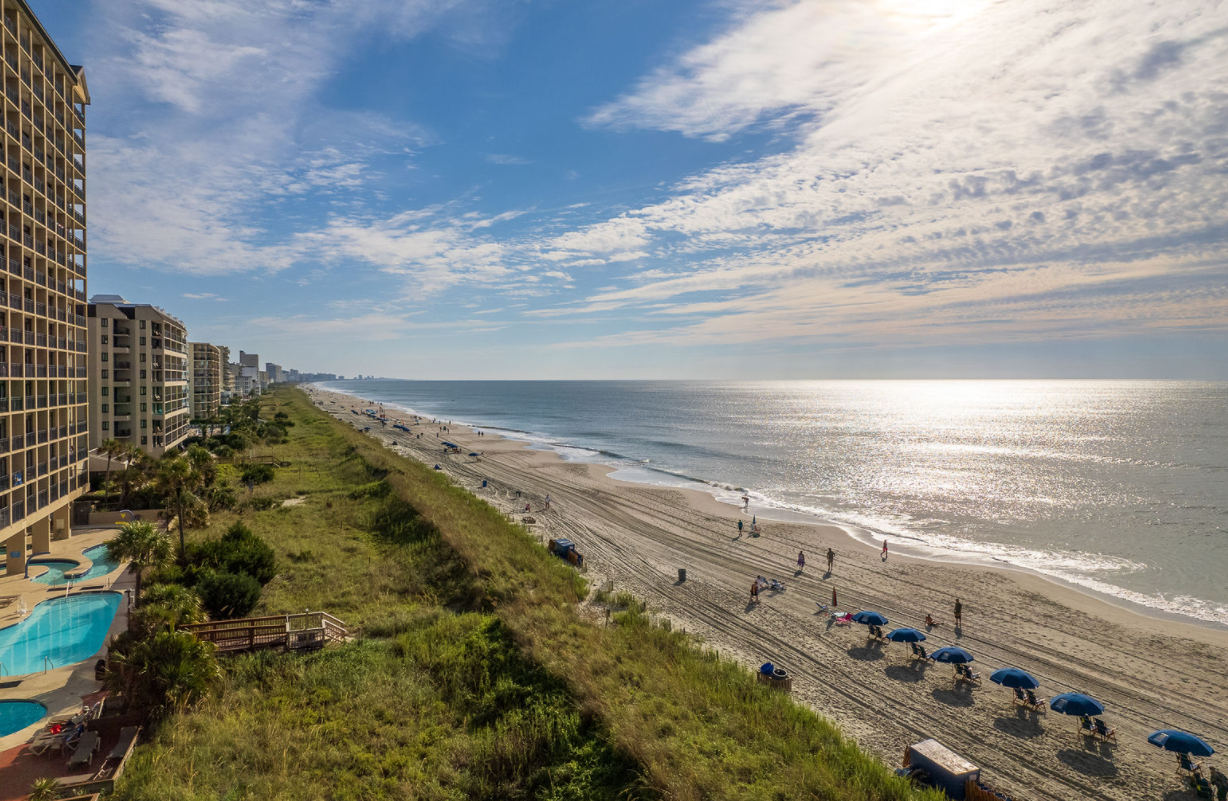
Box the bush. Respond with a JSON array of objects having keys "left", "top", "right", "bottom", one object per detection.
[
  {"left": 349, "top": 479, "right": 392, "bottom": 500},
  {"left": 108, "top": 630, "right": 218, "bottom": 717},
  {"left": 197, "top": 522, "right": 277, "bottom": 584},
  {"left": 241, "top": 464, "right": 275, "bottom": 485},
  {"left": 198, "top": 571, "right": 261, "bottom": 619}
]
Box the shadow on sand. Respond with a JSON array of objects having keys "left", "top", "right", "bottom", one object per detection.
[
  {"left": 1056, "top": 747, "right": 1118, "bottom": 778},
  {"left": 931, "top": 686, "right": 975, "bottom": 708}
]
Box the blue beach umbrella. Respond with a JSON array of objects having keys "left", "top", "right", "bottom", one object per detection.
[
  {"left": 1049, "top": 692, "right": 1104, "bottom": 717},
  {"left": 852, "top": 611, "right": 889, "bottom": 627},
  {"left": 989, "top": 667, "right": 1040, "bottom": 690},
  {"left": 931, "top": 646, "right": 974, "bottom": 664},
  {"left": 1148, "top": 730, "right": 1215, "bottom": 757},
  {"left": 886, "top": 627, "right": 926, "bottom": 643}
]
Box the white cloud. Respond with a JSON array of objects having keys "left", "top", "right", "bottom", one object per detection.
[
  {"left": 485, "top": 153, "right": 533, "bottom": 165},
  {"left": 561, "top": 0, "right": 1228, "bottom": 348}
]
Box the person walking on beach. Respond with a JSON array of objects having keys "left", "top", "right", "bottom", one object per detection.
[
  {"left": 881, "top": 539, "right": 889, "bottom": 560},
  {"left": 738, "top": 520, "right": 743, "bottom": 534},
  {"left": 545, "top": 494, "right": 551, "bottom": 510},
  {"left": 954, "top": 598, "right": 963, "bottom": 627},
  {"left": 797, "top": 551, "right": 805, "bottom": 571},
  {"left": 827, "top": 547, "right": 834, "bottom": 572},
  {"left": 750, "top": 580, "right": 759, "bottom": 604}
]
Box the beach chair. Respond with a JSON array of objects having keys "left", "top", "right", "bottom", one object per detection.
[
  {"left": 66, "top": 730, "right": 100, "bottom": 768},
  {"left": 954, "top": 664, "right": 980, "bottom": 685},
  {"left": 1079, "top": 715, "right": 1095, "bottom": 736},
  {"left": 1012, "top": 687, "right": 1027, "bottom": 705},
  {"left": 913, "top": 645, "right": 935, "bottom": 663},
  {"left": 1025, "top": 690, "right": 1047, "bottom": 712},
  {"left": 1180, "top": 754, "right": 1202, "bottom": 774},
  {"left": 1093, "top": 718, "right": 1116, "bottom": 742}
]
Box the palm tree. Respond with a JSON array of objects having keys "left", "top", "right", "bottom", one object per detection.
[
  {"left": 99, "top": 437, "right": 124, "bottom": 503},
  {"left": 129, "top": 583, "right": 205, "bottom": 639},
  {"left": 117, "top": 443, "right": 146, "bottom": 507},
  {"left": 156, "top": 455, "right": 202, "bottom": 562},
  {"left": 105, "top": 521, "right": 173, "bottom": 605},
  {"left": 107, "top": 630, "right": 218, "bottom": 717},
  {"left": 28, "top": 777, "right": 62, "bottom": 801}
]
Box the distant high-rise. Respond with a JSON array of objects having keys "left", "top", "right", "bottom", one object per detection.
[
  {"left": 189, "top": 342, "right": 221, "bottom": 420},
  {"left": 0, "top": 1, "right": 90, "bottom": 575},
  {"left": 87, "top": 296, "right": 189, "bottom": 456}
]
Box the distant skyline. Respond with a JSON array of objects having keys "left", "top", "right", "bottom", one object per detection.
[{"left": 38, "top": 0, "right": 1228, "bottom": 379}]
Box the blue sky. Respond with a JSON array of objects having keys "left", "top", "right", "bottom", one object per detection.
[{"left": 34, "top": 0, "right": 1228, "bottom": 378}]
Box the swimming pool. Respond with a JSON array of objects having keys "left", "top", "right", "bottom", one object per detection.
[
  {"left": 0, "top": 700, "right": 46, "bottom": 736},
  {"left": 0, "top": 593, "right": 122, "bottom": 676},
  {"left": 29, "top": 542, "right": 121, "bottom": 585}
]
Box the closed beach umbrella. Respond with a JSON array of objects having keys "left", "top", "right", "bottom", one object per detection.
[
  {"left": 1148, "top": 730, "right": 1215, "bottom": 757},
  {"left": 886, "top": 627, "right": 926, "bottom": 643},
  {"left": 1049, "top": 692, "right": 1104, "bottom": 717},
  {"left": 989, "top": 667, "right": 1040, "bottom": 690},
  {"left": 852, "top": 610, "right": 889, "bottom": 626},
  {"left": 931, "top": 646, "right": 974, "bottom": 664}
]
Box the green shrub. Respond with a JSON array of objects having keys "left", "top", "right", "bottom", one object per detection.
[
  {"left": 240, "top": 464, "right": 275, "bottom": 485},
  {"left": 349, "top": 479, "right": 392, "bottom": 500},
  {"left": 196, "top": 522, "right": 277, "bottom": 584},
  {"left": 198, "top": 571, "right": 261, "bottom": 619}
]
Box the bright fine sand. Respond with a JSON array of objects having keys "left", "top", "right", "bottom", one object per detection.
[{"left": 308, "top": 386, "right": 1228, "bottom": 801}]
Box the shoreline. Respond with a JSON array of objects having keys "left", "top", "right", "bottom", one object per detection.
[
  {"left": 312, "top": 382, "right": 1227, "bottom": 635},
  {"left": 307, "top": 383, "right": 1228, "bottom": 801}
]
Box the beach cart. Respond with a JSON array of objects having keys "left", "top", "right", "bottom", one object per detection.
[
  {"left": 900, "top": 739, "right": 981, "bottom": 799},
  {"left": 757, "top": 662, "right": 792, "bottom": 691},
  {"left": 548, "top": 538, "right": 586, "bottom": 569}
]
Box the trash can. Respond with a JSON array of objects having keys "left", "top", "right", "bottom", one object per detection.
[{"left": 678, "top": 568, "right": 687, "bottom": 582}]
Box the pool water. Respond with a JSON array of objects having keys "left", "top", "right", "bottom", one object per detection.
[
  {"left": 29, "top": 543, "right": 121, "bottom": 585},
  {"left": 0, "top": 700, "right": 46, "bottom": 736},
  {"left": 0, "top": 593, "right": 122, "bottom": 676}
]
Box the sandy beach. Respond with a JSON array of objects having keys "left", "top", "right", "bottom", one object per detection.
[{"left": 307, "top": 385, "right": 1228, "bottom": 801}]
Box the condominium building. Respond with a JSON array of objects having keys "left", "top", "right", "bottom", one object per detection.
[
  {"left": 0, "top": 1, "right": 90, "bottom": 576},
  {"left": 189, "top": 341, "right": 221, "bottom": 420},
  {"left": 87, "top": 295, "right": 189, "bottom": 457}
]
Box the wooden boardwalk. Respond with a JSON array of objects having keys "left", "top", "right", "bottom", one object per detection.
[{"left": 182, "top": 612, "right": 347, "bottom": 654}]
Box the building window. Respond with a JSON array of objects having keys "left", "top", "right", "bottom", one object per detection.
[
  {"left": 139, "top": 336, "right": 146, "bottom": 346},
  {"left": 101, "top": 421, "right": 108, "bottom": 430},
  {"left": 101, "top": 403, "right": 108, "bottom": 413},
  {"left": 100, "top": 335, "right": 108, "bottom": 345},
  {"left": 140, "top": 386, "right": 146, "bottom": 396},
  {"left": 101, "top": 369, "right": 108, "bottom": 379},
  {"left": 141, "top": 435, "right": 147, "bottom": 445},
  {"left": 101, "top": 387, "right": 108, "bottom": 397},
  {"left": 140, "top": 402, "right": 146, "bottom": 412},
  {"left": 100, "top": 318, "right": 108, "bottom": 328},
  {"left": 139, "top": 321, "right": 145, "bottom": 329},
  {"left": 100, "top": 353, "right": 108, "bottom": 362},
  {"left": 139, "top": 353, "right": 146, "bottom": 363},
  {"left": 140, "top": 419, "right": 147, "bottom": 428},
  {"left": 140, "top": 370, "right": 147, "bottom": 379}
]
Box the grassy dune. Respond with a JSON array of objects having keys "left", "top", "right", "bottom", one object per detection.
[{"left": 111, "top": 388, "right": 941, "bottom": 801}]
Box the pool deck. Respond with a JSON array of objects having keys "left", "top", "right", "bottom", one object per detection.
[{"left": 0, "top": 526, "right": 133, "bottom": 752}]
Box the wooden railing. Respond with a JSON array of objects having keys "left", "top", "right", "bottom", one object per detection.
[{"left": 182, "top": 612, "right": 347, "bottom": 654}]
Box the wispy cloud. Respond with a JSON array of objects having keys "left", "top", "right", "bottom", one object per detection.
[{"left": 485, "top": 153, "right": 533, "bottom": 165}]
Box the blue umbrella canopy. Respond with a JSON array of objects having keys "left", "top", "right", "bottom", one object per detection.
[
  {"left": 932, "top": 646, "right": 974, "bottom": 664},
  {"left": 1049, "top": 692, "right": 1105, "bottom": 717},
  {"left": 886, "top": 627, "right": 926, "bottom": 643},
  {"left": 989, "top": 667, "right": 1040, "bottom": 689},
  {"left": 1148, "top": 730, "right": 1215, "bottom": 757},
  {"left": 852, "top": 611, "right": 889, "bottom": 626}
]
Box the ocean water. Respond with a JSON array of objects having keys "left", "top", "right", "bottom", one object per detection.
[{"left": 318, "top": 380, "right": 1228, "bottom": 625}]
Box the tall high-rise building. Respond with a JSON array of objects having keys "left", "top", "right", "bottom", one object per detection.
[
  {"left": 217, "top": 345, "right": 232, "bottom": 392},
  {"left": 0, "top": 2, "right": 90, "bottom": 575},
  {"left": 87, "top": 295, "right": 189, "bottom": 457},
  {"left": 189, "top": 342, "right": 221, "bottom": 420}
]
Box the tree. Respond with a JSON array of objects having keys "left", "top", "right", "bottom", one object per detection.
[
  {"left": 106, "top": 521, "right": 173, "bottom": 605},
  {"left": 129, "top": 583, "right": 205, "bottom": 639},
  {"left": 99, "top": 437, "right": 124, "bottom": 501},
  {"left": 107, "top": 630, "right": 218, "bottom": 717},
  {"left": 156, "top": 455, "right": 203, "bottom": 563},
  {"left": 117, "top": 443, "right": 147, "bottom": 507},
  {"left": 198, "top": 570, "right": 261, "bottom": 619}
]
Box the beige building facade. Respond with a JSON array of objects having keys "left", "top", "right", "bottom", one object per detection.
[
  {"left": 189, "top": 341, "right": 221, "bottom": 420},
  {"left": 87, "top": 296, "right": 189, "bottom": 457},
  {"left": 0, "top": 0, "right": 90, "bottom": 575}
]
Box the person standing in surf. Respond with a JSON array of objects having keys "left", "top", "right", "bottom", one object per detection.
[{"left": 881, "top": 539, "right": 888, "bottom": 560}]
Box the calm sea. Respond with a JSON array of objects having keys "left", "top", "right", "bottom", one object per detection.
[{"left": 318, "top": 380, "right": 1228, "bottom": 625}]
